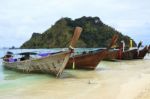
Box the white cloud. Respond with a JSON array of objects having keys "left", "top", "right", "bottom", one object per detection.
[{"left": 0, "top": 0, "right": 150, "bottom": 47}]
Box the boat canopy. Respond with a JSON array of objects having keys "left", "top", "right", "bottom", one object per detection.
[
  {"left": 17, "top": 52, "right": 37, "bottom": 55},
  {"left": 6, "top": 51, "right": 13, "bottom": 55}
]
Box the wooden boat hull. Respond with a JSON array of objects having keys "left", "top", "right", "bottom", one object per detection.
[
  {"left": 107, "top": 47, "right": 148, "bottom": 60},
  {"left": 66, "top": 50, "right": 108, "bottom": 70},
  {"left": 3, "top": 51, "right": 71, "bottom": 77},
  {"left": 135, "top": 46, "right": 148, "bottom": 59},
  {"left": 66, "top": 34, "right": 118, "bottom": 70},
  {"left": 117, "top": 49, "right": 137, "bottom": 60},
  {"left": 104, "top": 49, "right": 118, "bottom": 61},
  {"left": 3, "top": 27, "right": 83, "bottom": 77}
]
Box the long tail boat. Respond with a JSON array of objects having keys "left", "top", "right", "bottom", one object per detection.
[
  {"left": 2, "top": 27, "right": 82, "bottom": 77},
  {"left": 118, "top": 41, "right": 149, "bottom": 60},
  {"left": 104, "top": 40, "right": 138, "bottom": 60},
  {"left": 104, "top": 38, "right": 135, "bottom": 61},
  {"left": 66, "top": 35, "right": 118, "bottom": 70},
  {"left": 134, "top": 46, "right": 149, "bottom": 59},
  {"left": 118, "top": 48, "right": 138, "bottom": 60},
  {"left": 117, "top": 40, "right": 138, "bottom": 60},
  {"left": 104, "top": 41, "right": 149, "bottom": 60}
]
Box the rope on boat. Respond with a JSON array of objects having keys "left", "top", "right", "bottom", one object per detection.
[
  {"left": 72, "top": 57, "right": 75, "bottom": 69},
  {"left": 71, "top": 50, "right": 75, "bottom": 70}
]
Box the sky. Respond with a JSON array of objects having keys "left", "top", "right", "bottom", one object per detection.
[{"left": 0, "top": 0, "right": 150, "bottom": 48}]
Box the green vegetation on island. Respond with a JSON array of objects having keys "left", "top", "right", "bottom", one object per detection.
[{"left": 21, "top": 16, "right": 136, "bottom": 48}]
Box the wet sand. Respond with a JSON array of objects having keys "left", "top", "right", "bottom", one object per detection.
[{"left": 0, "top": 55, "right": 150, "bottom": 99}]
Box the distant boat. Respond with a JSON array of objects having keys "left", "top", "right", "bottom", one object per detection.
[
  {"left": 2, "top": 27, "right": 82, "bottom": 77},
  {"left": 105, "top": 46, "right": 149, "bottom": 60},
  {"left": 103, "top": 39, "right": 149, "bottom": 61},
  {"left": 104, "top": 48, "right": 138, "bottom": 60},
  {"left": 118, "top": 48, "right": 138, "bottom": 60},
  {"left": 104, "top": 39, "right": 136, "bottom": 61},
  {"left": 134, "top": 46, "right": 149, "bottom": 59},
  {"left": 107, "top": 41, "right": 149, "bottom": 60},
  {"left": 120, "top": 41, "right": 149, "bottom": 60},
  {"left": 66, "top": 35, "right": 118, "bottom": 70}
]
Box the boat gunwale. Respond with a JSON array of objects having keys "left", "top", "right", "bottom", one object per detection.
[{"left": 3, "top": 50, "right": 70, "bottom": 64}]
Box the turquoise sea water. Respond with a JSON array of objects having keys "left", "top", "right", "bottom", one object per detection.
[{"left": 0, "top": 48, "right": 150, "bottom": 99}]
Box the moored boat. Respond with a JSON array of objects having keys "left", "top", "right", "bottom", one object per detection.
[
  {"left": 2, "top": 27, "right": 82, "bottom": 77},
  {"left": 117, "top": 41, "right": 148, "bottom": 60},
  {"left": 104, "top": 47, "right": 148, "bottom": 60},
  {"left": 66, "top": 35, "right": 118, "bottom": 70},
  {"left": 103, "top": 39, "right": 137, "bottom": 61},
  {"left": 66, "top": 49, "right": 108, "bottom": 70},
  {"left": 117, "top": 40, "right": 137, "bottom": 60},
  {"left": 135, "top": 46, "right": 149, "bottom": 59},
  {"left": 118, "top": 48, "right": 138, "bottom": 60}
]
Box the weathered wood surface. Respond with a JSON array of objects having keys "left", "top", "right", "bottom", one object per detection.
[
  {"left": 66, "top": 49, "right": 108, "bottom": 70},
  {"left": 104, "top": 49, "right": 119, "bottom": 61},
  {"left": 66, "top": 35, "right": 118, "bottom": 70},
  {"left": 3, "top": 27, "right": 83, "bottom": 77},
  {"left": 3, "top": 51, "right": 71, "bottom": 77},
  {"left": 117, "top": 49, "right": 137, "bottom": 60}
]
